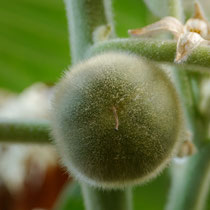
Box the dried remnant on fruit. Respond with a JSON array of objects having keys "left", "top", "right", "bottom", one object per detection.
[
  {"left": 51, "top": 52, "right": 184, "bottom": 188},
  {"left": 129, "top": 2, "right": 210, "bottom": 63}
]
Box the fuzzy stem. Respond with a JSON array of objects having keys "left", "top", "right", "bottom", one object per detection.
[
  {"left": 81, "top": 183, "right": 132, "bottom": 210},
  {"left": 87, "top": 38, "right": 210, "bottom": 70},
  {"left": 166, "top": 144, "right": 210, "bottom": 210},
  {"left": 168, "top": 0, "right": 184, "bottom": 22},
  {"left": 166, "top": 1, "right": 210, "bottom": 210},
  {"left": 64, "top": 0, "right": 115, "bottom": 64},
  {"left": 166, "top": 0, "right": 191, "bottom": 112},
  {"left": 0, "top": 119, "right": 50, "bottom": 143},
  {"left": 64, "top": 1, "right": 133, "bottom": 210},
  {"left": 167, "top": 0, "right": 196, "bottom": 143}
]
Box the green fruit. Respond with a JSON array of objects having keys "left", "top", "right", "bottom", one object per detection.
[{"left": 51, "top": 52, "right": 184, "bottom": 188}]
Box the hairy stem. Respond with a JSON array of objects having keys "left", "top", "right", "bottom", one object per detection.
[
  {"left": 168, "top": 0, "right": 195, "bottom": 144},
  {"left": 168, "top": 0, "right": 184, "bottom": 22},
  {"left": 63, "top": 1, "right": 132, "bottom": 210},
  {"left": 166, "top": 144, "right": 210, "bottom": 210},
  {"left": 64, "top": 0, "right": 114, "bottom": 64},
  {"left": 81, "top": 183, "right": 132, "bottom": 210},
  {"left": 88, "top": 38, "right": 210, "bottom": 70},
  {"left": 0, "top": 119, "right": 50, "bottom": 143},
  {"left": 166, "top": 1, "right": 210, "bottom": 210}
]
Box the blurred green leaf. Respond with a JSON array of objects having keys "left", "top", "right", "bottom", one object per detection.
[
  {"left": 113, "top": 0, "right": 152, "bottom": 37},
  {"left": 0, "top": 0, "right": 70, "bottom": 92},
  {"left": 0, "top": 0, "right": 154, "bottom": 92},
  {"left": 133, "top": 171, "right": 170, "bottom": 210},
  {"left": 54, "top": 182, "right": 84, "bottom": 210}
]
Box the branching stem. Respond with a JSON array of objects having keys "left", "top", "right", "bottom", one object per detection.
[
  {"left": 88, "top": 38, "right": 210, "bottom": 70},
  {"left": 166, "top": 144, "right": 210, "bottom": 210},
  {"left": 166, "top": 1, "right": 210, "bottom": 210},
  {"left": 0, "top": 118, "right": 50, "bottom": 143},
  {"left": 81, "top": 183, "right": 132, "bottom": 210},
  {"left": 64, "top": 0, "right": 115, "bottom": 64},
  {"left": 63, "top": 1, "right": 132, "bottom": 210}
]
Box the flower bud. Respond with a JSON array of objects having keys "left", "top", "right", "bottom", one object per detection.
[{"left": 51, "top": 52, "right": 184, "bottom": 188}]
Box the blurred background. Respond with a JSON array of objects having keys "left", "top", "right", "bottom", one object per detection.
[{"left": 0, "top": 0, "right": 209, "bottom": 209}]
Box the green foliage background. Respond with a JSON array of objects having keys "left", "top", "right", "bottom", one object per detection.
[
  {"left": 0, "top": 0, "right": 209, "bottom": 209},
  {"left": 0, "top": 0, "right": 151, "bottom": 92}
]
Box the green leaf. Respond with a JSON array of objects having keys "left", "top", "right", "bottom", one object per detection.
[
  {"left": 114, "top": 0, "right": 151, "bottom": 37},
  {"left": 0, "top": 0, "right": 70, "bottom": 92},
  {"left": 0, "top": 0, "right": 153, "bottom": 92},
  {"left": 54, "top": 182, "right": 84, "bottom": 210}
]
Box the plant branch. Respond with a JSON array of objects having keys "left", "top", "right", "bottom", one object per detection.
[
  {"left": 81, "top": 183, "right": 132, "bottom": 210},
  {"left": 166, "top": 1, "right": 210, "bottom": 210},
  {"left": 0, "top": 119, "right": 50, "bottom": 143},
  {"left": 64, "top": 0, "right": 115, "bottom": 64},
  {"left": 166, "top": 144, "right": 210, "bottom": 210},
  {"left": 168, "top": 0, "right": 184, "bottom": 22},
  {"left": 87, "top": 38, "right": 210, "bottom": 70},
  {"left": 166, "top": 0, "right": 192, "bottom": 120},
  {"left": 63, "top": 1, "right": 132, "bottom": 210}
]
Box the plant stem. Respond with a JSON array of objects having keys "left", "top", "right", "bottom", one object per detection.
[
  {"left": 166, "top": 1, "right": 210, "bottom": 210},
  {"left": 64, "top": 0, "right": 114, "bottom": 64},
  {"left": 167, "top": 0, "right": 194, "bottom": 132},
  {"left": 88, "top": 38, "right": 210, "bottom": 70},
  {"left": 0, "top": 118, "right": 50, "bottom": 143},
  {"left": 81, "top": 183, "right": 132, "bottom": 210},
  {"left": 64, "top": 1, "right": 132, "bottom": 210},
  {"left": 166, "top": 144, "right": 210, "bottom": 210},
  {"left": 168, "top": 0, "right": 184, "bottom": 22}
]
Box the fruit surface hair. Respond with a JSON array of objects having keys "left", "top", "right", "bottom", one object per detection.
[{"left": 51, "top": 52, "right": 184, "bottom": 189}]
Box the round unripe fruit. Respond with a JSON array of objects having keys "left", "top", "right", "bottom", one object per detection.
[{"left": 51, "top": 52, "right": 183, "bottom": 188}]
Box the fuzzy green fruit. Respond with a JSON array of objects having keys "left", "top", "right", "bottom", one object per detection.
[{"left": 51, "top": 52, "right": 184, "bottom": 188}]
